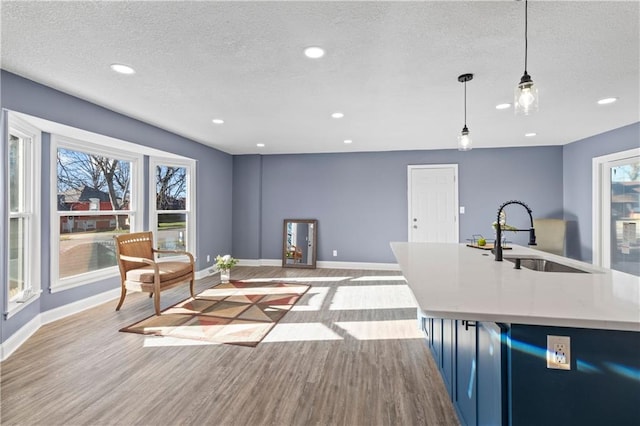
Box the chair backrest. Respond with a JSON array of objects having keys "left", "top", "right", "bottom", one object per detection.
[
  {"left": 114, "top": 231, "right": 155, "bottom": 273},
  {"left": 533, "top": 219, "right": 567, "bottom": 256},
  {"left": 293, "top": 245, "right": 303, "bottom": 260}
]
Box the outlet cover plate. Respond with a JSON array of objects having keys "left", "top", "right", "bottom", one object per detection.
[{"left": 547, "top": 335, "right": 571, "bottom": 370}]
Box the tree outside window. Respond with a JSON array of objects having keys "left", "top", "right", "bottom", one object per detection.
[
  {"left": 56, "top": 147, "right": 132, "bottom": 279},
  {"left": 155, "top": 165, "right": 188, "bottom": 253}
]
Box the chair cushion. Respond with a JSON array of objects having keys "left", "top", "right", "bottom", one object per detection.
[{"left": 126, "top": 261, "right": 193, "bottom": 284}]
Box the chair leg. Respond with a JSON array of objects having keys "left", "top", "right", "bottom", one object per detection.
[
  {"left": 153, "top": 291, "right": 161, "bottom": 316},
  {"left": 189, "top": 278, "right": 195, "bottom": 299},
  {"left": 115, "top": 287, "right": 127, "bottom": 311},
  {"left": 149, "top": 292, "right": 153, "bottom": 298}
]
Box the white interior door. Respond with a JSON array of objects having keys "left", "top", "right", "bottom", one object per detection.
[{"left": 408, "top": 165, "right": 459, "bottom": 243}]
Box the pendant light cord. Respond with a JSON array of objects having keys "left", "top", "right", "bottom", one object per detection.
[
  {"left": 464, "top": 81, "right": 467, "bottom": 126},
  {"left": 524, "top": 0, "right": 528, "bottom": 73}
]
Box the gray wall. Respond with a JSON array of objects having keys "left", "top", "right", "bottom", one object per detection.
[
  {"left": 563, "top": 122, "right": 640, "bottom": 261},
  {"left": 234, "top": 146, "right": 564, "bottom": 263},
  {"left": 232, "top": 155, "right": 262, "bottom": 259},
  {"left": 1, "top": 71, "right": 233, "bottom": 341}
]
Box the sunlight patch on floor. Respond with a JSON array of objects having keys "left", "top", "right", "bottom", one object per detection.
[
  {"left": 290, "top": 287, "right": 329, "bottom": 311},
  {"left": 335, "top": 319, "right": 423, "bottom": 340},
  {"left": 350, "top": 275, "right": 406, "bottom": 282},
  {"left": 198, "top": 284, "right": 310, "bottom": 298},
  {"left": 262, "top": 322, "right": 343, "bottom": 342},
  {"left": 330, "top": 285, "right": 418, "bottom": 310},
  {"left": 240, "top": 276, "right": 351, "bottom": 283},
  {"left": 143, "top": 335, "right": 218, "bottom": 347}
]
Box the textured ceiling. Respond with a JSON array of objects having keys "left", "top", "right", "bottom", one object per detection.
[{"left": 1, "top": 1, "right": 638, "bottom": 155}]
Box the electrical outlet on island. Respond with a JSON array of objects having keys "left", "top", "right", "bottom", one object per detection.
[{"left": 547, "top": 335, "right": 571, "bottom": 370}]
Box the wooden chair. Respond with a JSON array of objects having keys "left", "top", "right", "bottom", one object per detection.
[{"left": 114, "top": 231, "right": 195, "bottom": 315}]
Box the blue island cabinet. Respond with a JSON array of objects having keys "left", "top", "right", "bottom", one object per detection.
[
  {"left": 455, "top": 320, "right": 478, "bottom": 426},
  {"left": 477, "top": 321, "right": 507, "bottom": 426},
  {"left": 422, "top": 317, "right": 640, "bottom": 425},
  {"left": 421, "top": 318, "right": 507, "bottom": 426},
  {"left": 424, "top": 316, "right": 455, "bottom": 397}
]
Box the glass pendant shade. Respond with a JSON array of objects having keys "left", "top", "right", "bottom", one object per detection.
[
  {"left": 457, "top": 73, "right": 474, "bottom": 151},
  {"left": 458, "top": 125, "right": 472, "bottom": 151},
  {"left": 515, "top": 72, "right": 538, "bottom": 115},
  {"left": 515, "top": 0, "right": 538, "bottom": 115}
]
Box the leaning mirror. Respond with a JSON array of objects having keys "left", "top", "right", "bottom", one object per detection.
[{"left": 282, "top": 219, "right": 317, "bottom": 269}]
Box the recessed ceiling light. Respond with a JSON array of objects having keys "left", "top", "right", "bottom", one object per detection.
[
  {"left": 304, "top": 46, "right": 325, "bottom": 59},
  {"left": 110, "top": 63, "right": 136, "bottom": 75},
  {"left": 331, "top": 112, "right": 344, "bottom": 119},
  {"left": 525, "top": 132, "right": 537, "bottom": 137},
  {"left": 212, "top": 119, "right": 224, "bottom": 124},
  {"left": 256, "top": 143, "right": 265, "bottom": 148},
  {"left": 496, "top": 103, "right": 511, "bottom": 110},
  {"left": 597, "top": 97, "right": 617, "bottom": 105},
  {"left": 343, "top": 139, "right": 353, "bottom": 144}
]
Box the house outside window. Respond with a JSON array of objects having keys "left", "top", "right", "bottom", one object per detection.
[{"left": 52, "top": 137, "right": 142, "bottom": 291}]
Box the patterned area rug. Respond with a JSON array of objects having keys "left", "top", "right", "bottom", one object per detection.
[{"left": 120, "top": 280, "right": 311, "bottom": 347}]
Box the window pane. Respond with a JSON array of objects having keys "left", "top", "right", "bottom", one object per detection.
[
  {"left": 9, "top": 134, "right": 23, "bottom": 213},
  {"left": 156, "top": 165, "right": 186, "bottom": 210},
  {"left": 157, "top": 213, "right": 187, "bottom": 254},
  {"left": 9, "top": 217, "right": 26, "bottom": 301},
  {"left": 610, "top": 161, "right": 640, "bottom": 276},
  {"left": 56, "top": 146, "right": 132, "bottom": 281},
  {"left": 58, "top": 215, "right": 129, "bottom": 279},
  {"left": 57, "top": 148, "right": 130, "bottom": 212}
]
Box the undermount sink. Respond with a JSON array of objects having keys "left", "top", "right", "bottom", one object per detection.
[{"left": 505, "top": 257, "right": 590, "bottom": 273}]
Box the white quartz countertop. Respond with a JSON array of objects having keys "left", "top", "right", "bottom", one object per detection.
[{"left": 391, "top": 242, "right": 640, "bottom": 332}]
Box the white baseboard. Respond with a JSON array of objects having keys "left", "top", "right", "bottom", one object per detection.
[
  {"left": 40, "top": 288, "right": 121, "bottom": 325},
  {"left": 1, "top": 287, "right": 120, "bottom": 362},
  {"left": 195, "top": 267, "right": 217, "bottom": 280},
  {"left": 0, "top": 314, "right": 41, "bottom": 362}
]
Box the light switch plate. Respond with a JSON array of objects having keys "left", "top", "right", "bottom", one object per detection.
[{"left": 547, "top": 335, "right": 571, "bottom": 370}]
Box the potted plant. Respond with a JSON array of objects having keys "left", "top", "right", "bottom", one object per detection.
[{"left": 215, "top": 254, "right": 238, "bottom": 283}]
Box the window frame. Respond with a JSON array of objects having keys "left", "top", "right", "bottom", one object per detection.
[
  {"left": 50, "top": 135, "right": 144, "bottom": 292},
  {"left": 149, "top": 156, "right": 197, "bottom": 258},
  {"left": 592, "top": 147, "right": 640, "bottom": 271},
  {"left": 5, "top": 114, "right": 41, "bottom": 318}
]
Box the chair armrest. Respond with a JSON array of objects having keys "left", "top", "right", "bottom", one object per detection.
[
  {"left": 118, "top": 254, "right": 157, "bottom": 266},
  {"left": 152, "top": 249, "right": 195, "bottom": 264}
]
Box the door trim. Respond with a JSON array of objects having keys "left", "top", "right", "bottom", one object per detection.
[
  {"left": 407, "top": 164, "right": 459, "bottom": 243},
  {"left": 592, "top": 147, "right": 640, "bottom": 267}
]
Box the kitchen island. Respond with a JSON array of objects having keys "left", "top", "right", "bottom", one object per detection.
[{"left": 391, "top": 242, "right": 639, "bottom": 426}]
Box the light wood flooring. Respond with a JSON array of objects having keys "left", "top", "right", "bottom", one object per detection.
[{"left": 1, "top": 266, "right": 459, "bottom": 425}]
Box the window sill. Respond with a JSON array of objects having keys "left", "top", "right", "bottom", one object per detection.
[
  {"left": 50, "top": 267, "right": 119, "bottom": 293},
  {"left": 5, "top": 289, "right": 43, "bottom": 320}
]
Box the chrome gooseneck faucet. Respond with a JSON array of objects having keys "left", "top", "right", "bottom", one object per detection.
[{"left": 494, "top": 200, "right": 537, "bottom": 261}]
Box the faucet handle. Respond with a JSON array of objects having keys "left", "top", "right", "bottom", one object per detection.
[{"left": 529, "top": 228, "right": 537, "bottom": 246}]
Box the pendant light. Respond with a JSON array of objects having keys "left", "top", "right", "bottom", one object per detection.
[
  {"left": 515, "top": 0, "right": 538, "bottom": 115},
  {"left": 458, "top": 73, "right": 473, "bottom": 151}
]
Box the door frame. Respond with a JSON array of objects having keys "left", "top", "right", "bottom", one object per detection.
[
  {"left": 592, "top": 147, "right": 640, "bottom": 267},
  {"left": 407, "top": 164, "right": 460, "bottom": 243}
]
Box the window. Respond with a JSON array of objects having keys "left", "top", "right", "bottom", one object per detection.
[
  {"left": 149, "top": 158, "right": 196, "bottom": 257},
  {"left": 593, "top": 148, "right": 640, "bottom": 276},
  {"left": 6, "top": 115, "right": 40, "bottom": 316},
  {"left": 52, "top": 136, "right": 142, "bottom": 291}
]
